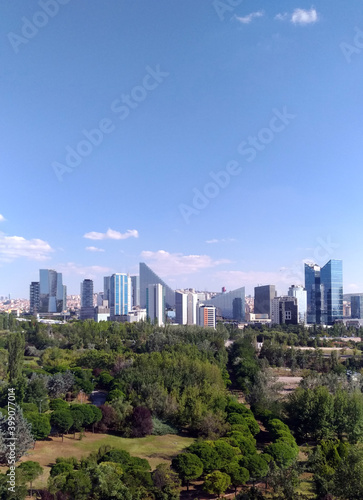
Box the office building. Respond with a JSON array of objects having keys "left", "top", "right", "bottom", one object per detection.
[
  {"left": 127, "top": 309, "right": 147, "bottom": 323},
  {"left": 109, "top": 273, "right": 131, "bottom": 318},
  {"left": 288, "top": 285, "right": 307, "bottom": 324},
  {"left": 351, "top": 295, "right": 363, "bottom": 319},
  {"left": 320, "top": 260, "right": 343, "bottom": 325},
  {"left": 175, "top": 290, "right": 198, "bottom": 325},
  {"left": 139, "top": 262, "right": 175, "bottom": 308},
  {"left": 146, "top": 284, "right": 165, "bottom": 326},
  {"left": 197, "top": 304, "right": 216, "bottom": 328},
  {"left": 39, "top": 269, "right": 65, "bottom": 313},
  {"left": 271, "top": 296, "right": 298, "bottom": 325},
  {"left": 232, "top": 297, "right": 244, "bottom": 322},
  {"left": 305, "top": 260, "right": 343, "bottom": 325},
  {"left": 103, "top": 276, "right": 111, "bottom": 303},
  {"left": 29, "top": 282, "right": 40, "bottom": 315},
  {"left": 204, "top": 287, "right": 245, "bottom": 320},
  {"left": 254, "top": 285, "right": 276, "bottom": 318},
  {"left": 94, "top": 300, "right": 110, "bottom": 322},
  {"left": 131, "top": 275, "right": 140, "bottom": 307},
  {"left": 80, "top": 279, "right": 94, "bottom": 320}
]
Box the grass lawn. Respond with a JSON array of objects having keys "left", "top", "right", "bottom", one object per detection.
[{"left": 13, "top": 432, "right": 195, "bottom": 489}]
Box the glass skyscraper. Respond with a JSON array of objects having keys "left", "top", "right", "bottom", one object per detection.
[
  {"left": 204, "top": 287, "right": 245, "bottom": 320},
  {"left": 320, "top": 260, "right": 343, "bottom": 325},
  {"left": 139, "top": 262, "right": 175, "bottom": 308},
  {"left": 305, "top": 260, "right": 343, "bottom": 325},
  {"left": 109, "top": 273, "right": 131, "bottom": 317},
  {"left": 39, "top": 269, "right": 65, "bottom": 313}
]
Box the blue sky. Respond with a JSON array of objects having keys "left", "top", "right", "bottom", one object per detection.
[{"left": 1, "top": 0, "right": 363, "bottom": 298}]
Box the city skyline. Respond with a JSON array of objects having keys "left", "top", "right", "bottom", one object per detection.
[{"left": 2, "top": 1, "right": 363, "bottom": 298}]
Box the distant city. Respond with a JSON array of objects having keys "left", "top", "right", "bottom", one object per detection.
[{"left": 1, "top": 259, "right": 361, "bottom": 328}]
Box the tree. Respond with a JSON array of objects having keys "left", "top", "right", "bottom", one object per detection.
[
  {"left": 187, "top": 441, "right": 219, "bottom": 473},
  {"left": 130, "top": 406, "right": 153, "bottom": 437},
  {"left": 25, "top": 376, "right": 49, "bottom": 412},
  {"left": 333, "top": 446, "right": 363, "bottom": 500},
  {"left": 17, "top": 461, "right": 43, "bottom": 498},
  {"left": 152, "top": 463, "right": 181, "bottom": 499},
  {"left": 49, "top": 399, "right": 69, "bottom": 411},
  {"left": 0, "top": 405, "right": 34, "bottom": 463},
  {"left": 265, "top": 441, "right": 299, "bottom": 468},
  {"left": 7, "top": 331, "right": 25, "bottom": 382},
  {"left": 223, "top": 462, "right": 249, "bottom": 494},
  {"left": 50, "top": 410, "right": 73, "bottom": 441},
  {"left": 203, "top": 470, "right": 231, "bottom": 498},
  {"left": 25, "top": 412, "right": 51, "bottom": 440},
  {"left": 172, "top": 453, "right": 203, "bottom": 491}
]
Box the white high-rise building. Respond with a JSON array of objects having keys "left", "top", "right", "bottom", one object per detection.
[
  {"left": 175, "top": 290, "right": 198, "bottom": 325},
  {"left": 146, "top": 284, "right": 165, "bottom": 326},
  {"left": 288, "top": 285, "right": 307, "bottom": 324}
]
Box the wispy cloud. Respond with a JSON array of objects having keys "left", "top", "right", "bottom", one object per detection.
[
  {"left": 84, "top": 228, "right": 139, "bottom": 241},
  {"left": 275, "top": 8, "right": 318, "bottom": 25},
  {"left": 206, "top": 238, "right": 236, "bottom": 244},
  {"left": 141, "top": 250, "right": 231, "bottom": 276},
  {"left": 0, "top": 215, "right": 5, "bottom": 222},
  {"left": 86, "top": 246, "right": 105, "bottom": 252},
  {"left": 0, "top": 233, "right": 53, "bottom": 262},
  {"left": 235, "top": 11, "right": 264, "bottom": 24}
]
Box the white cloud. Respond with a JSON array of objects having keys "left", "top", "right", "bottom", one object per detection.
[
  {"left": 0, "top": 215, "right": 5, "bottom": 222},
  {"left": 56, "top": 262, "right": 113, "bottom": 278},
  {"left": 140, "top": 250, "right": 230, "bottom": 276},
  {"left": 275, "top": 12, "right": 289, "bottom": 21},
  {"left": 86, "top": 246, "right": 105, "bottom": 252},
  {"left": 274, "top": 8, "right": 318, "bottom": 25},
  {"left": 0, "top": 233, "right": 53, "bottom": 262},
  {"left": 291, "top": 8, "right": 318, "bottom": 25},
  {"left": 84, "top": 228, "right": 139, "bottom": 241},
  {"left": 206, "top": 238, "right": 236, "bottom": 244},
  {"left": 235, "top": 11, "right": 264, "bottom": 24}
]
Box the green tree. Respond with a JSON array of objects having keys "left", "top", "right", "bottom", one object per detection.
[
  {"left": 7, "top": 332, "right": 25, "bottom": 382},
  {"left": 203, "top": 470, "right": 231, "bottom": 498},
  {"left": 265, "top": 441, "right": 299, "bottom": 468},
  {"left": 50, "top": 410, "right": 73, "bottom": 441},
  {"left": 333, "top": 446, "right": 363, "bottom": 500},
  {"left": 17, "top": 461, "right": 43, "bottom": 498},
  {"left": 25, "top": 412, "right": 51, "bottom": 440},
  {"left": 171, "top": 453, "right": 203, "bottom": 491},
  {"left": 223, "top": 462, "right": 249, "bottom": 494}
]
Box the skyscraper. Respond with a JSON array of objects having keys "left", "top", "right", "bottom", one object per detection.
[
  {"left": 254, "top": 285, "right": 275, "bottom": 318},
  {"left": 139, "top": 263, "right": 175, "bottom": 309},
  {"left": 271, "top": 296, "right": 298, "bottom": 325},
  {"left": 175, "top": 290, "right": 198, "bottom": 325},
  {"left": 351, "top": 295, "right": 363, "bottom": 319},
  {"left": 80, "top": 279, "right": 94, "bottom": 320},
  {"left": 146, "top": 283, "right": 165, "bottom": 326},
  {"left": 305, "top": 260, "right": 343, "bottom": 325},
  {"left": 288, "top": 285, "right": 307, "bottom": 324},
  {"left": 320, "top": 260, "right": 343, "bottom": 325},
  {"left": 39, "top": 269, "right": 65, "bottom": 313},
  {"left": 103, "top": 276, "right": 111, "bottom": 303},
  {"left": 29, "top": 282, "right": 40, "bottom": 315},
  {"left": 109, "top": 273, "right": 131, "bottom": 317},
  {"left": 131, "top": 275, "right": 140, "bottom": 307}
]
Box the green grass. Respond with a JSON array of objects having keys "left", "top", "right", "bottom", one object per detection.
[{"left": 12, "top": 432, "right": 195, "bottom": 489}]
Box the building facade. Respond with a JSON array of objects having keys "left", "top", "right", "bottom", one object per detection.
[
  {"left": 109, "top": 273, "right": 131, "bottom": 318},
  {"left": 197, "top": 305, "right": 216, "bottom": 328},
  {"left": 204, "top": 287, "right": 245, "bottom": 320},
  {"left": 38, "top": 269, "right": 65, "bottom": 313},
  {"left": 139, "top": 262, "right": 175, "bottom": 309},
  {"left": 29, "top": 282, "right": 40, "bottom": 315},
  {"left": 288, "top": 285, "right": 307, "bottom": 324},
  {"left": 254, "top": 285, "right": 276, "bottom": 318},
  {"left": 351, "top": 295, "right": 363, "bottom": 319},
  {"left": 80, "top": 279, "right": 94, "bottom": 320},
  {"left": 146, "top": 283, "right": 165, "bottom": 326}
]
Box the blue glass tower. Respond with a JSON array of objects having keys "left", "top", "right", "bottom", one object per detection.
[
  {"left": 305, "top": 260, "right": 343, "bottom": 325},
  {"left": 110, "top": 273, "right": 131, "bottom": 317},
  {"left": 320, "top": 259, "right": 343, "bottom": 325}
]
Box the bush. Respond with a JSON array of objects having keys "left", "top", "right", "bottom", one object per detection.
[{"left": 152, "top": 417, "right": 178, "bottom": 435}]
